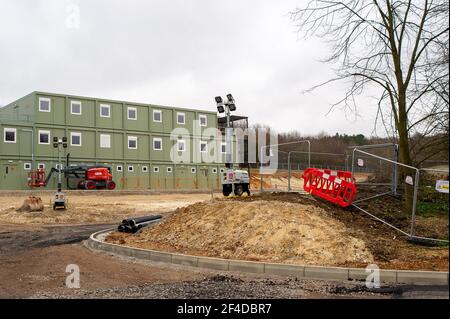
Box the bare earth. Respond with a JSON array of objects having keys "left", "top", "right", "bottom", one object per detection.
[
  {"left": 0, "top": 192, "right": 447, "bottom": 298},
  {"left": 107, "top": 200, "right": 373, "bottom": 266},
  {"left": 0, "top": 193, "right": 213, "bottom": 225}
]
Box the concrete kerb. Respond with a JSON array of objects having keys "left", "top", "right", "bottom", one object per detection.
[{"left": 87, "top": 229, "right": 449, "bottom": 285}]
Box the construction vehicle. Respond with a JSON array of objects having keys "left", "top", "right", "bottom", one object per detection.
[
  {"left": 222, "top": 168, "right": 250, "bottom": 196},
  {"left": 28, "top": 165, "right": 116, "bottom": 190}
]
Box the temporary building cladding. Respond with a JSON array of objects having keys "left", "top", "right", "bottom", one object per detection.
[{"left": 0, "top": 92, "right": 233, "bottom": 190}]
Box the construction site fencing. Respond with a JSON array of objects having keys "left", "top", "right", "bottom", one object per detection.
[{"left": 350, "top": 146, "right": 448, "bottom": 244}]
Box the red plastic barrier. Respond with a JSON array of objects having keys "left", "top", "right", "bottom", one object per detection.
[{"left": 302, "top": 168, "right": 357, "bottom": 207}]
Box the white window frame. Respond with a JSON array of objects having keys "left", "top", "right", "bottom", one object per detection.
[
  {"left": 24, "top": 163, "right": 32, "bottom": 170},
  {"left": 100, "top": 104, "right": 111, "bottom": 118},
  {"left": 200, "top": 141, "right": 208, "bottom": 153},
  {"left": 70, "top": 100, "right": 82, "bottom": 115},
  {"left": 177, "top": 139, "right": 186, "bottom": 152},
  {"left": 39, "top": 97, "right": 51, "bottom": 112},
  {"left": 153, "top": 137, "right": 163, "bottom": 151},
  {"left": 166, "top": 167, "right": 173, "bottom": 173},
  {"left": 220, "top": 168, "right": 225, "bottom": 173},
  {"left": 70, "top": 132, "right": 82, "bottom": 146},
  {"left": 3, "top": 128, "right": 17, "bottom": 143},
  {"left": 55, "top": 163, "right": 64, "bottom": 170},
  {"left": 100, "top": 134, "right": 111, "bottom": 149},
  {"left": 38, "top": 163, "right": 46, "bottom": 170},
  {"left": 191, "top": 167, "right": 196, "bottom": 174},
  {"left": 212, "top": 168, "right": 218, "bottom": 174},
  {"left": 116, "top": 165, "right": 123, "bottom": 172},
  {"left": 153, "top": 166, "right": 160, "bottom": 173},
  {"left": 127, "top": 107, "right": 137, "bottom": 120},
  {"left": 142, "top": 166, "right": 149, "bottom": 173},
  {"left": 127, "top": 136, "right": 138, "bottom": 149},
  {"left": 221, "top": 142, "right": 227, "bottom": 154},
  {"left": 199, "top": 114, "right": 207, "bottom": 127},
  {"left": 38, "top": 130, "right": 51, "bottom": 145},
  {"left": 153, "top": 110, "right": 162, "bottom": 123},
  {"left": 177, "top": 112, "right": 185, "bottom": 125},
  {"left": 128, "top": 165, "right": 134, "bottom": 172}
]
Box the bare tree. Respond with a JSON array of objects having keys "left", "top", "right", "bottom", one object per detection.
[{"left": 291, "top": 0, "right": 449, "bottom": 211}]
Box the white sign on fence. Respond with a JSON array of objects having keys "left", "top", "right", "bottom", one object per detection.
[
  {"left": 357, "top": 158, "right": 364, "bottom": 167},
  {"left": 435, "top": 180, "right": 449, "bottom": 194},
  {"left": 405, "top": 176, "right": 414, "bottom": 185}
]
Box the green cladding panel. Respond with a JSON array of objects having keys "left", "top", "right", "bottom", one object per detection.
[{"left": 0, "top": 91, "right": 225, "bottom": 190}]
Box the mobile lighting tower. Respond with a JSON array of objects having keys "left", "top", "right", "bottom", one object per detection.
[
  {"left": 52, "top": 136, "right": 68, "bottom": 210},
  {"left": 215, "top": 94, "right": 250, "bottom": 197}
]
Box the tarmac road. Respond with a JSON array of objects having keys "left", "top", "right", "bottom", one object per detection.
[{"left": 0, "top": 222, "right": 447, "bottom": 299}]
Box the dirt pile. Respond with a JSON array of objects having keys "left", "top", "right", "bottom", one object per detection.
[
  {"left": 16, "top": 196, "right": 44, "bottom": 212},
  {"left": 107, "top": 200, "right": 374, "bottom": 266}
]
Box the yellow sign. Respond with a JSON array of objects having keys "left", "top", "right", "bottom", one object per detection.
[{"left": 435, "top": 180, "right": 449, "bottom": 194}]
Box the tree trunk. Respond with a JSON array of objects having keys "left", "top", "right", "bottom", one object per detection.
[{"left": 396, "top": 95, "right": 414, "bottom": 215}]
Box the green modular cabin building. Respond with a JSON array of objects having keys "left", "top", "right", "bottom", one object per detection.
[{"left": 0, "top": 91, "right": 236, "bottom": 190}]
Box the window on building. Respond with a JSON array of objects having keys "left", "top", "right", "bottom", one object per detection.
[
  {"left": 4, "top": 128, "right": 16, "bottom": 143},
  {"left": 127, "top": 107, "right": 137, "bottom": 120},
  {"left": 100, "top": 104, "right": 110, "bottom": 118},
  {"left": 153, "top": 166, "right": 160, "bottom": 173},
  {"left": 212, "top": 168, "right": 218, "bottom": 174},
  {"left": 55, "top": 164, "right": 64, "bottom": 170},
  {"left": 177, "top": 140, "right": 186, "bottom": 152},
  {"left": 153, "top": 110, "right": 162, "bottom": 122},
  {"left": 24, "top": 163, "right": 31, "bottom": 170},
  {"left": 220, "top": 168, "right": 225, "bottom": 173},
  {"left": 128, "top": 165, "right": 134, "bottom": 172},
  {"left": 71, "top": 101, "right": 82, "bottom": 115},
  {"left": 199, "top": 114, "right": 207, "bottom": 127},
  {"left": 38, "top": 130, "right": 50, "bottom": 145},
  {"left": 191, "top": 167, "right": 196, "bottom": 174},
  {"left": 177, "top": 112, "right": 185, "bottom": 125},
  {"left": 39, "top": 98, "right": 51, "bottom": 112},
  {"left": 166, "top": 167, "right": 173, "bottom": 173},
  {"left": 142, "top": 166, "right": 148, "bottom": 173},
  {"left": 100, "top": 134, "right": 111, "bottom": 148},
  {"left": 200, "top": 141, "right": 208, "bottom": 153},
  {"left": 127, "top": 136, "right": 137, "bottom": 149},
  {"left": 38, "top": 163, "right": 46, "bottom": 170},
  {"left": 221, "top": 142, "right": 226, "bottom": 154},
  {"left": 116, "top": 165, "right": 123, "bottom": 172},
  {"left": 70, "top": 132, "right": 82, "bottom": 146},
  {"left": 153, "top": 138, "right": 162, "bottom": 151}
]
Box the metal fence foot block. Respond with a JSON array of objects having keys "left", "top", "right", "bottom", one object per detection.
[
  {"left": 264, "top": 263, "right": 304, "bottom": 277},
  {"left": 229, "top": 260, "right": 265, "bottom": 274}
]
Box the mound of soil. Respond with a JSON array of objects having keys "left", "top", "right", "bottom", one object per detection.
[{"left": 106, "top": 200, "right": 374, "bottom": 266}]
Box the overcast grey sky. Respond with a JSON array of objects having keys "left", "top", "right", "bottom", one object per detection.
[{"left": 0, "top": 0, "right": 380, "bottom": 136}]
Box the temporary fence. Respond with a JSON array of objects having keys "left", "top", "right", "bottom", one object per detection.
[{"left": 350, "top": 145, "right": 448, "bottom": 244}]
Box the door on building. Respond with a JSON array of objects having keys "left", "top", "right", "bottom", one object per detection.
[
  {"left": 1, "top": 164, "right": 21, "bottom": 190},
  {"left": 164, "top": 165, "right": 174, "bottom": 189},
  {"left": 198, "top": 167, "right": 209, "bottom": 190}
]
